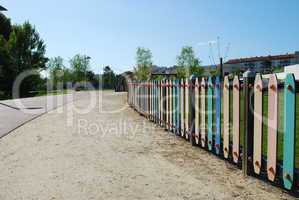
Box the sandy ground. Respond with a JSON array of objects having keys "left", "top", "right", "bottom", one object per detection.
[{"left": 0, "top": 91, "right": 295, "bottom": 199}]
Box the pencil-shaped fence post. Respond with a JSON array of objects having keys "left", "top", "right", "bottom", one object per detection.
[
  {"left": 147, "top": 81, "right": 149, "bottom": 116},
  {"left": 154, "top": 80, "right": 156, "bottom": 121},
  {"left": 195, "top": 78, "right": 200, "bottom": 145},
  {"left": 200, "top": 78, "right": 206, "bottom": 147},
  {"left": 169, "top": 80, "right": 173, "bottom": 131},
  {"left": 267, "top": 74, "right": 278, "bottom": 182},
  {"left": 176, "top": 80, "right": 181, "bottom": 136},
  {"left": 159, "top": 81, "right": 161, "bottom": 125},
  {"left": 137, "top": 82, "right": 139, "bottom": 111},
  {"left": 132, "top": 82, "right": 134, "bottom": 105},
  {"left": 253, "top": 74, "right": 263, "bottom": 174},
  {"left": 142, "top": 81, "right": 144, "bottom": 113},
  {"left": 140, "top": 82, "right": 142, "bottom": 112},
  {"left": 143, "top": 82, "right": 145, "bottom": 114},
  {"left": 185, "top": 78, "right": 189, "bottom": 140},
  {"left": 139, "top": 82, "right": 141, "bottom": 112},
  {"left": 130, "top": 82, "right": 132, "bottom": 105},
  {"left": 215, "top": 76, "right": 221, "bottom": 155},
  {"left": 147, "top": 82, "right": 149, "bottom": 116},
  {"left": 242, "top": 70, "right": 256, "bottom": 176},
  {"left": 147, "top": 81, "right": 153, "bottom": 120},
  {"left": 156, "top": 80, "right": 159, "bottom": 123},
  {"left": 223, "top": 76, "right": 230, "bottom": 158},
  {"left": 163, "top": 80, "right": 167, "bottom": 128},
  {"left": 128, "top": 82, "right": 130, "bottom": 104},
  {"left": 154, "top": 81, "right": 156, "bottom": 122},
  {"left": 165, "top": 80, "right": 168, "bottom": 130},
  {"left": 190, "top": 76, "right": 196, "bottom": 146},
  {"left": 207, "top": 76, "right": 213, "bottom": 151},
  {"left": 154, "top": 81, "right": 158, "bottom": 123},
  {"left": 180, "top": 79, "right": 185, "bottom": 137},
  {"left": 132, "top": 82, "right": 134, "bottom": 107},
  {"left": 151, "top": 81, "right": 153, "bottom": 120},
  {"left": 283, "top": 73, "right": 296, "bottom": 190},
  {"left": 160, "top": 81, "right": 163, "bottom": 125},
  {"left": 172, "top": 80, "right": 176, "bottom": 133},
  {"left": 161, "top": 80, "right": 164, "bottom": 127},
  {"left": 233, "top": 76, "right": 240, "bottom": 163},
  {"left": 134, "top": 81, "right": 138, "bottom": 110},
  {"left": 144, "top": 82, "right": 146, "bottom": 114},
  {"left": 140, "top": 82, "right": 142, "bottom": 113},
  {"left": 174, "top": 80, "right": 177, "bottom": 133},
  {"left": 151, "top": 81, "right": 153, "bottom": 121},
  {"left": 141, "top": 82, "right": 143, "bottom": 113}
]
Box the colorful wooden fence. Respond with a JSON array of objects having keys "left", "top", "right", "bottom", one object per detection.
[{"left": 127, "top": 73, "right": 298, "bottom": 193}]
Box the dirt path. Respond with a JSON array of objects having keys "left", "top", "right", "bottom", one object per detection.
[{"left": 0, "top": 91, "right": 295, "bottom": 199}]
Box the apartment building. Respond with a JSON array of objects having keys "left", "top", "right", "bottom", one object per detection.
[{"left": 223, "top": 51, "right": 299, "bottom": 75}]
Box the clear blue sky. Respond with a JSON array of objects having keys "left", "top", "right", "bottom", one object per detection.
[{"left": 2, "top": 0, "right": 299, "bottom": 74}]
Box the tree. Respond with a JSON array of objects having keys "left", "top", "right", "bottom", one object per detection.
[
  {"left": 176, "top": 46, "right": 202, "bottom": 78},
  {"left": 86, "top": 70, "right": 100, "bottom": 89},
  {"left": 134, "top": 47, "right": 152, "bottom": 81},
  {"left": 0, "top": 13, "right": 12, "bottom": 40},
  {"left": 69, "top": 54, "right": 90, "bottom": 83},
  {"left": 0, "top": 36, "right": 13, "bottom": 98},
  {"left": 102, "top": 66, "right": 116, "bottom": 89},
  {"left": 47, "top": 56, "right": 64, "bottom": 89},
  {"left": 60, "top": 67, "right": 73, "bottom": 89},
  {"left": 0, "top": 20, "right": 48, "bottom": 98}
]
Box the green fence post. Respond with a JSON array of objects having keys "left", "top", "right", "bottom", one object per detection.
[{"left": 283, "top": 73, "right": 296, "bottom": 190}]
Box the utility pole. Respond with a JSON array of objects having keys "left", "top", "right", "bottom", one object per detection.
[
  {"left": 242, "top": 69, "right": 256, "bottom": 176},
  {"left": 219, "top": 57, "right": 223, "bottom": 79}
]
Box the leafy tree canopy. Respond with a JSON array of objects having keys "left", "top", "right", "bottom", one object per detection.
[
  {"left": 176, "top": 46, "right": 203, "bottom": 78},
  {"left": 102, "top": 66, "right": 116, "bottom": 89},
  {"left": 0, "top": 13, "right": 12, "bottom": 40},
  {"left": 134, "top": 47, "right": 152, "bottom": 81},
  {"left": 48, "top": 57, "right": 64, "bottom": 77},
  {"left": 0, "top": 17, "right": 48, "bottom": 98},
  {"left": 69, "top": 54, "right": 90, "bottom": 83},
  {"left": 47, "top": 56, "right": 65, "bottom": 89}
]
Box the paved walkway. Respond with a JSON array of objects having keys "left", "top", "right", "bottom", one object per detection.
[
  {"left": 0, "top": 91, "right": 295, "bottom": 199},
  {"left": 0, "top": 91, "right": 88, "bottom": 138}
]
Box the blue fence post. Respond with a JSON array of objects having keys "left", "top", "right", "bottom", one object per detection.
[{"left": 215, "top": 76, "right": 221, "bottom": 155}]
